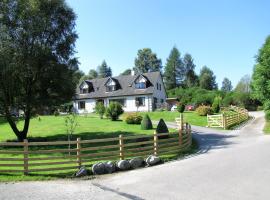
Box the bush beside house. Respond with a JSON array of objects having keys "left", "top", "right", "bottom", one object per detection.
[
  {"left": 196, "top": 105, "right": 213, "bottom": 116},
  {"left": 125, "top": 113, "right": 143, "bottom": 124},
  {"left": 106, "top": 102, "right": 124, "bottom": 121}
]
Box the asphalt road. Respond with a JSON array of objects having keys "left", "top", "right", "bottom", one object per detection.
[{"left": 0, "top": 111, "right": 269, "bottom": 200}]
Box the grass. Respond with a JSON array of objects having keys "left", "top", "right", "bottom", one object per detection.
[
  {"left": 264, "top": 120, "right": 270, "bottom": 134},
  {"left": 139, "top": 111, "right": 207, "bottom": 127},
  {"left": 0, "top": 113, "right": 198, "bottom": 181}
]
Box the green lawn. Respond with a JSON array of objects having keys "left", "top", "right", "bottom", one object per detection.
[
  {"left": 140, "top": 111, "right": 207, "bottom": 127},
  {"left": 0, "top": 114, "right": 198, "bottom": 181},
  {"left": 264, "top": 120, "right": 270, "bottom": 134}
]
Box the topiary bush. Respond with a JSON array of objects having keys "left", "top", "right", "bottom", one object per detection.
[
  {"left": 212, "top": 96, "right": 222, "bottom": 113},
  {"left": 196, "top": 105, "right": 213, "bottom": 116},
  {"left": 141, "top": 114, "right": 153, "bottom": 130},
  {"left": 156, "top": 118, "right": 169, "bottom": 139},
  {"left": 125, "top": 113, "right": 143, "bottom": 124},
  {"left": 106, "top": 102, "right": 124, "bottom": 121},
  {"left": 94, "top": 102, "right": 106, "bottom": 119}
]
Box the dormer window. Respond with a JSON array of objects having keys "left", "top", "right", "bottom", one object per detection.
[
  {"left": 80, "top": 81, "right": 92, "bottom": 94},
  {"left": 135, "top": 75, "right": 147, "bottom": 89},
  {"left": 105, "top": 77, "right": 117, "bottom": 92},
  {"left": 106, "top": 85, "right": 116, "bottom": 92},
  {"left": 135, "top": 82, "right": 146, "bottom": 89}
]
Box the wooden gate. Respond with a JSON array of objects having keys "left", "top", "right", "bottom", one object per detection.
[{"left": 207, "top": 114, "right": 224, "bottom": 128}]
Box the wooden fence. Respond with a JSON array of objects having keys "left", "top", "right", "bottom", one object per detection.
[
  {"left": 207, "top": 106, "right": 249, "bottom": 129},
  {"left": 0, "top": 124, "right": 192, "bottom": 175}
]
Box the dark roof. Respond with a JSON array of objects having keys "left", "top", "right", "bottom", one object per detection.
[{"left": 75, "top": 71, "right": 161, "bottom": 100}]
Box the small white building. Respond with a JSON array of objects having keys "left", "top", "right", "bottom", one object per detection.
[{"left": 73, "top": 71, "right": 167, "bottom": 113}]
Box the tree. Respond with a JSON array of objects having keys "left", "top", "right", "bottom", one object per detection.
[
  {"left": 94, "top": 102, "right": 106, "bottom": 119},
  {"left": 134, "top": 48, "right": 162, "bottom": 73},
  {"left": 183, "top": 53, "right": 198, "bottom": 88},
  {"left": 252, "top": 36, "right": 270, "bottom": 102},
  {"left": 221, "top": 77, "right": 233, "bottom": 92},
  {"left": 0, "top": 0, "right": 78, "bottom": 141},
  {"left": 235, "top": 75, "right": 251, "bottom": 93},
  {"left": 199, "top": 66, "right": 218, "bottom": 90},
  {"left": 105, "top": 102, "right": 124, "bottom": 121},
  {"left": 121, "top": 69, "right": 132, "bottom": 76},
  {"left": 97, "top": 60, "right": 112, "bottom": 78},
  {"left": 164, "top": 47, "right": 184, "bottom": 89},
  {"left": 88, "top": 69, "right": 98, "bottom": 79}
]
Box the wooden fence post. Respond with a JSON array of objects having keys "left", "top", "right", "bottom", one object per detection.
[
  {"left": 23, "top": 139, "right": 28, "bottom": 175},
  {"left": 188, "top": 124, "right": 192, "bottom": 146},
  {"left": 222, "top": 114, "right": 226, "bottom": 129},
  {"left": 77, "top": 138, "right": 82, "bottom": 168},
  {"left": 119, "top": 135, "right": 124, "bottom": 160},
  {"left": 178, "top": 126, "right": 183, "bottom": 146},
  {"left": 153, "top": 131, "right": 158, "bottom": 156}
]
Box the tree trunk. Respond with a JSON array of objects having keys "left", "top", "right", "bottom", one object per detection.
[{"left": 5, "top": 111, "right": 30, "bottom": 142}]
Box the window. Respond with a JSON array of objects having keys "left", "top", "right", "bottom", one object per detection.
[
  {"left": 160, "top": 99, "right": 164, "bottom": 103},
  {"left": 159, "top": 84, "right": 162, "bottom": 90},
  {"left": 154, "top": 97, "right": 158, "bottom": 104},
  {"left": 106, "top": 85, "right": 116, "bottom": 92},
  {"left": 109, "top": 99, "right": 126, "bottom": 107},
  {"left": 78, "top": 101, "right": 85, "bottom": 109},
  {"left": 156, "top": 83, "right": 159, "bottom": 89},
  {"left": 135, "top": 82, "right": 146, "bottom": 89},
  {"left": 82, "top": 88, "right": 88, "bottom": 94},
  {"left": 135, "top": 97, "right": 145, "bottom": 106}
]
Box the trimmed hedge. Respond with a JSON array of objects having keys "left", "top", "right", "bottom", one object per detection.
[
  {"left": 141, "top": 114, "right": 153, "bottom": 130},
  {"left": 125, "top": 113, "right": 143, "bottom": 124},
  {"left": 156, "top": 118, "right": 169, "bottom": 133},
  {"left": 196, "top": 105, "right": 213, "bottom": 116}
]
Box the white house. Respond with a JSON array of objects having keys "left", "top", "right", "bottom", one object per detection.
[{"left": 73, "top": 71, "right": 167, "bottom": 113}]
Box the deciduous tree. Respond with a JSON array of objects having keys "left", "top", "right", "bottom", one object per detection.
[{"left": 0, "top": 0, "right": 78, "bottom": 141}]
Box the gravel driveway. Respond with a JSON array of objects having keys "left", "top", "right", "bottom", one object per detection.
[{"left": 0, "top": 111, "right": 269, "bottom": 200}]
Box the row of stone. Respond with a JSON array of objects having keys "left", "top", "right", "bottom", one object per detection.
[{"left": 75, "top": 155, "right": 161, "bottom": 177}]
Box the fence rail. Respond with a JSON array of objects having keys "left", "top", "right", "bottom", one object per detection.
[
  {"left": 0, "top": 123, "right": 192, "bottom": 175},
  {"left": 207, "top": 106, "right": 249, "bottom": 129}
]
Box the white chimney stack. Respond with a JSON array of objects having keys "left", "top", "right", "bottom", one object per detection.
[{"left": 131, "top": 70, "right": 135, "bottom": 76}]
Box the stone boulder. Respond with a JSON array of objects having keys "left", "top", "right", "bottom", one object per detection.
[
  {"left": 92, "top": 163, "right": 105, "bottom": 175},
  {"left": 104, "top": 161, "right": 116, "bottom": 174},
  {"left": 145, "top": 155, "right": 161, "bottom": 166},
  {"left": 117, "top": 160, "right": 131, "bottom": 170},
  {"left": 129, "top": 157, "right": 144, "bottom": 169},
  {"left": 75, "top": 166, "right": 88, "bottom": 177}
]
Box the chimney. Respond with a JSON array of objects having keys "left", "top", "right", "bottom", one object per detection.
[{"left": 131, "top": 70, "right": 135, "bottom": 76}]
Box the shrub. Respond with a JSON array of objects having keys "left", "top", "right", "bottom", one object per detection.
[
  {"left": 141, "top": 114, "right": 153, "bottom": 130},
  {"left": 125, "top": 113, "right": 143, "bottom": 124},
  {"left": 177, "top": 103, "right": 185, "bottom": 113},
  {"left": 54, "top": 110, "right": 60, "bottom": 116},
  {"left": 212, "top": 96, "right": 222, "bottom": 113},
  {"left": 106, "top": 102, "right": 124, "bottom": 121},
  {"left": 196, "top": 105, "right": 213, "bottom": 116},
  {"left": 156, "top": 118, "right": 169, "bottom": 133},
  {"left": 94, "top": 102, "right": 106, "bottom": 119},
  {"left": 265, "top": 110, "right": 270, "bottom": 121},
  {"left": 264, "top": 100, "right": 270, "bottom": 111}
]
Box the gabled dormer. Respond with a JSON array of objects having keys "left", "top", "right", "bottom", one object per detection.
[
  {"left": 134, "top": 74, "right": 150, "bottom": 89},
  {"left": 79, "top": 81, "right": 93, "bottom": 94},
  {"left": 105, "top": 77, "right": 119, "bottom": 92}
]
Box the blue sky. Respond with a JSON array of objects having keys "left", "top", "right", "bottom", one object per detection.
[{"left": 66, "top": 0, "right": 270, "bottom": 88}]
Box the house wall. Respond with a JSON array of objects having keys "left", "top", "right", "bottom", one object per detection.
[
  {"left": 73, "top": 99, "right": 96, "bottom": 114},
  {"left": 152, "top": 75, "right": 167, "bottom": 104},
  {"left": 74, "top": 95, "right": 153, "bottom": 114}
]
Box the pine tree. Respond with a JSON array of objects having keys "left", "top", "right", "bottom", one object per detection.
[
  {"left": 221, "top": 77, "right": 232, "bottom": 92},
  {"left": 97, "top": 60, "right": 112, "bottom": 78},
  {"left": 134, "top": 48, "right": 162, "bottom": 73},
  {"left": 199, "top": 66, "right": 218, "bottom": 90},
  {"left": 183, "top": 53, "right": 198, "bottom": 87},
  {"left": 164, "top": 47, "right": 184, "bottom": 89}
]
